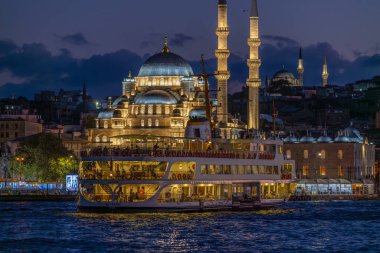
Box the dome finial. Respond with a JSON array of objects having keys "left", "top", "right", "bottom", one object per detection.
[
  {"left": 162, "top": 34, "right": 170, "bottom": 53},
  {"left": 128, "top": 70, "right": 132, "bottom": 78}
]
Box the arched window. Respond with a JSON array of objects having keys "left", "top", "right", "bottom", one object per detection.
[
  {"left": 140, "top": 105, "right": 145, "bottom": 115},
  {"left": 286, "top": 150, "right": 291, "bottom": 159},
  {"left": 103, "top": 121, "right": 108, "bottom": 129},
  {"left": 338, "top": 165, "right": 343, "bottom": 177},
  {"left": 303, "top": 150, "right": 309, "bottom": 159},
  {"left": 148, "top": 118, "right": 152, "bottom": 127},
  {"left": 127, "top": 119, "right": 132, "bottom": 127},
  {"left": 155, "top": 119, "right": 159, "bottom": 127},
  {"left": 302, "top": 165, "right": 309, "bottom": 176},
  {"left": 95, "top": 136, "right": 100, "bottom": 142},
  {"left": 338, "top": 150, "right": 343, "bottom": 160},
  {"left": 102, "top": 136, "right": 108, "bottom": 143},
  {"left": 320, "top": 150, "right": 326, "bottom": 159},
  {"left": 148, "top": 105, "right": 153, "bottom": 115},
  {"left": 141, "top": 119, "right": 145, "bottom": 127},
  {"left": 165, "top": 106, "right": 170, "bottom": 115},
  {"left": 320, "top": 165, "right": 326, "bottom": 176},
  {"left": 156, "top": 105, "right": 162, "bottom": 115}
]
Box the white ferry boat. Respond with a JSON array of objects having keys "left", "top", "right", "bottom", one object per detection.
[{"left": 78, "top": 134, "right": 296, "bottom": 212}]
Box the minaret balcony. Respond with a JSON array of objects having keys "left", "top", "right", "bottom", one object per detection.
[
  {"left": 247, "top": 38, "right": 261, "bottom": 47},
  {"left": 246, "top": 79, "right": 261, "bottom": 88},
  {"left": 247, "top": 59, "right": 261, "bottom": 67},
  {"left": 216, "top": 28, "right": 230, "bottom": 37},
  {"left": 215, "top": 49, "right": 230, "bottom": 58},
  {"left": 215, "top": 71, "right": 230, "bottom": 80}
]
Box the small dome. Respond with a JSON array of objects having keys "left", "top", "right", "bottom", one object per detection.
[
  {"left": 334, "top": 136, "right": 353, "bottom": 143},
  {"left": 98, "top": 111, "right": 113, "bottom": 119},
  {"left": 134, "top": 90, "right": 178, "bottom": 105},
  {"left": 189, "top": 108, "right": 206, "bottom": 118},
  {"left": 317, "top": 136, "right": 333, "bottom": 143},
  {"left": 138, "top": 52, "right": 194, "bottom": 77},
  {"left": 299, "top": 135, "right": 316, "bottom": 143},
  {"left": 283, "top": 136, "right": 299, "bottom": 143},
  {"left": 112, "top": 96, "right": 128, "bottom": 107}
]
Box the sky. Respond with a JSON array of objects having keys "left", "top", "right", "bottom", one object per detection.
[{"left": 0, "top": 0, "right": 380, "bottom": 98}]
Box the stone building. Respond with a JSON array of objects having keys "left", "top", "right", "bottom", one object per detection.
[{"left": 284, "top": 126, "right": 376, "bottom": 194}]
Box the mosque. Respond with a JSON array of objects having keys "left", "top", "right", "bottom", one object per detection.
[
  {"left": 87, "top": 0, "right": 263, "bottom": 144},
  {"left": 269, "top": 49, "right": 330, "bottom": 88}
]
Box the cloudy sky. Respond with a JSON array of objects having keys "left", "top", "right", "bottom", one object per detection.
[{"left": 0, "top": 0, "right": 379, "bottom": 98}]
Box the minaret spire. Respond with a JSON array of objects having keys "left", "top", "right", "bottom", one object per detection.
[
  {"left": 322, "top": 56, "right": 329, "bottom": 87},
  {"left": 297, "top": 47, "right": 304, "bottom": 87},
  {"left": 247, "top": 0, "right": 261, "bottom": 130},
  {"left": 215, "top": 0, "right": 230, "bottom": 126}
]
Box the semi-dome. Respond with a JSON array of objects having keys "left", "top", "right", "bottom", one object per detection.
[
  {"left": 134, "top": 90, "right": 178, "bottom": 105},
  {"left": 138, "top": 52, "right": 194, "bottom": 77},
  {"left": 189, "top": 108, "right": 206, "bottom": 118}
]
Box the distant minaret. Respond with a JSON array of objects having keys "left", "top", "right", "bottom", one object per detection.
[
  {"left": 247, "top": 0, "right": 261, "bottom": 130},
  {"left": 82, "top": 80, "right": 88, "bottom": 113},
  {"left": 215, "top": 0, "right": 230, "bottom": 125},
  {"left": 322, "top": 56, "right": 329, "bottom": 87},
  {"left": 297, "top": 48, "right": 304, "bottom": 87}
]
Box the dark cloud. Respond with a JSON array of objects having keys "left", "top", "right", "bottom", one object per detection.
[
  {"left": 0, "top": 37, "right": 379, "bottom": 99},
  {"left": 169, "top": 33, "right": 194, "bottom": 47},
  {"left": 59, "top": 33, "right": 91, "bottom": 46},
  {"left": 262, "top": 35, "right": 299, "bottom": 48},
  {"left": 0, "top": 40, "right": 18, "bottom": 56}
]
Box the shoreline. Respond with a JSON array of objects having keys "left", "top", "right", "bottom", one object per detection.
[{"left": 0, "top": 194, "right": 77, "bottom": 202}]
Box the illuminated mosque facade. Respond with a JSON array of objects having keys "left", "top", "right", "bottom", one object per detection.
[{"left": 87, "top": 0, "right": 264, "bottom": 144}]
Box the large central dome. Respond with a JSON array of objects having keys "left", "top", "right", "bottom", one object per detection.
[{"left": 138, "top": 41, "right": 194, "bottom": 77}]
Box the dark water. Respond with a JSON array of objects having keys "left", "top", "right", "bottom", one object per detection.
[{"left": 0, "top": 201, "right": 379, "bottom": 253}]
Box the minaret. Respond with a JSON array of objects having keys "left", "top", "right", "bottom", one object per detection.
[
  {"left": 247, "top": 0, "right": 261, "bottom": 130},
  {"left": 322, "top": 56, "right": 329, "bottom": 87},
  {"left": 297, "top": 48, "right": 304, "bottom": 87},
  {"left": 215, "top": 0, "right": 230, "bottom": 125},
  {"left": 82, "top": 80, "right": 88, "bottom": 113}
]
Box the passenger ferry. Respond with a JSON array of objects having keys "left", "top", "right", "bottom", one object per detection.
[{"left": 77, "top": 133, "right": 296, "bottom": 212}]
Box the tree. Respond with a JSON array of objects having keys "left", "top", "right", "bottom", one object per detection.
[{"left": 14, "top": 133, "right": 78, "bottom": 182}]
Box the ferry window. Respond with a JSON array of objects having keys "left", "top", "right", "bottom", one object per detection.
[
  {"left": 302, "top": 165, "right": 309, "bottom": 176},
  {"left": 278, "top": 145, "right": 283, "bottom": 154},
  {"left": 286, "top": 150, "right": 291, "bottom": 159},
  {"left": 320, "top": 150, "right": 326, "bottom": 159},
  {"left": 303, "top": 150, "right": 309, "bottom": 159},
  {"left": 201, "top": 165, "right": 208, "bottom": 174},
  {"left": 223, "top": 165, "right": 231, "bottom": 174},
  {"left": 265, "top": 166, "right": 273, "bottom": 174},
  {"left": 209, "top": 165, "right": 215, "bottom": 174},
  {"left": 194, "top": 128, "right": 201, "bottom": 138},
  {"left": 238, "top": 165, "right": 245, "bottom": 175},
  {"left": 231, "top": 165, "right": 238, "bottom": 175},
  {"left": 320, "top": 165, "right": 326, "bottom": 176},
  {"left": 215, "top": 165, "right": 223, "bottom": 174},
  {"left": 252, "top": 165, "right": 258, "bottom": 174},
  {"left": 259, "top": 165, "right": 265, "bottom": 174},
  {"left": 338, "top": 150, "right": 343, "bottom": 160}
]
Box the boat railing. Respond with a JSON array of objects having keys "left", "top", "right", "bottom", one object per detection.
[{"left": 80, "top": 148, "right": 276, "bottom": 160}]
